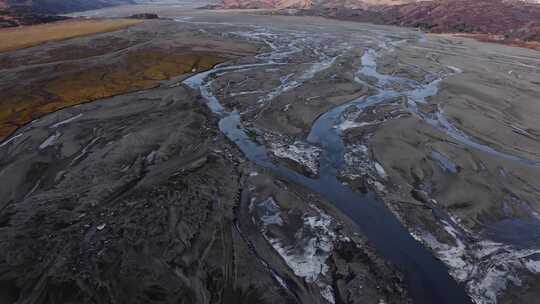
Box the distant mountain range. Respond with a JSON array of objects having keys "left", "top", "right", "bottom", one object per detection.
[
  {"left": 219, "top": 0, "right": 540, "bottom": 9},
  {"left": 218, "top": 0, "right": 540, "bottom": 46},
  {"left": 0, "top": 0, "right": 137, "bottom": 28},
  {"left": 0, "top": 0, "right": 135, "bottom": 14},
  {"left": 377, "top": 0, "right": 540, "bottom": 39},
  {"left": 1, "top": 0, "right": 540, "bottom": 49},
  {"left": 219, "top": 0, "right": 422, "bottom": 9}
]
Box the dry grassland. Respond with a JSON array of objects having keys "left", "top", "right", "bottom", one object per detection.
[
  {"left": 0, "top": 19, "right": 142, "bottom": 52},
  {"left": 0, "top": 48, "right": 223, "bottom": 139}
]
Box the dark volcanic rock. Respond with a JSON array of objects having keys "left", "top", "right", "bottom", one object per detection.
[
  {"left": 129, "top": 13, "right": 159, "bottom": 19},
  {"left": 0, "top": 10, "right": 69, "bottom": 28}
]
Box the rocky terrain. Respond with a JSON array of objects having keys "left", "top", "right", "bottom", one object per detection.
[
  {"left": 0, "top": 12, "right": 413, "bottom": 304},
  {"left": 2, "top": 2, "right": 540, "bottom": 304},
  {"left": 375, "top": 0, "right": 540, "bottom": 39},
  {"left": 0, "top": 9, "right": 68, "bottom": 27},
  {"left": 217, "top": 0, "right": 540, "bottom": 48},
  {"left": 215, "top": 0, "right": 416, "bottom": 9}
]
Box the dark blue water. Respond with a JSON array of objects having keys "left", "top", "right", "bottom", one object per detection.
[
  {"left": 216, "top": 107, "right": 472, "bottom": 304},
  {"left": 183, "top": 30, "right": 472, "bottom": 303}
]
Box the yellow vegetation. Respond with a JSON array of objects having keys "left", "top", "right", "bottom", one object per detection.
[
  {"left": 0, "top": 19, "right": 142, "bottom": 52},
  {"left": 0, "top": 48, "right": 224, "bottom": 139}
]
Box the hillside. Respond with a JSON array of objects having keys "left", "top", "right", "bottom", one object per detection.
[
  {"left": 219, "top": 0, "right": 308, "bottom": 9},
  {"left": 218, "top": 0, "right": 540, "bottom": 46},
  {"left": 218, "top": 0, "right": 415, "bottom": 9},
  {"left": 378, "top": 0, "right": 540, "bottom": 39},
  {"left": 1, "top": 0, "right": 135, "bottom": 14}
]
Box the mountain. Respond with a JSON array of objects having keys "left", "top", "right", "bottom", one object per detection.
[
  {"left": 219, "top": 0, "right": 540, "bottom": 9},
  {"left": 218, "top": 0, "right": 540, "bottom": 46},
  {"left": 377, "top": 0, "right": 540, "bottom": 37},
  {"left": 1, "top": 0, "right": 135, "bottom": 14},
  {"left": 219, "top": 0, "right": 308, "bottom": 9},
  {"left": 218, "top": 0, "right": 414, "bottom": 9}
]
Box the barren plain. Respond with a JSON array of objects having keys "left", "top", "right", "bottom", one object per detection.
[{"left": 0, "top": 3, "right": 539, "bottom": 304}]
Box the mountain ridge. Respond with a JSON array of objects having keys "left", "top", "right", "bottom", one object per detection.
[
  {"left": 217, "top": 0, "right": 540, "bottom": 47},
  {"left": 219, "top": 0, "right": 540, "bottom": 9},
  {"left": 218, "top": 0, "right": 419, "bottom": 9}
]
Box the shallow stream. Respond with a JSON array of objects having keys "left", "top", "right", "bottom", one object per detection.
[{"left": 183, "top": 25, "right": 473, "bottom": 304}]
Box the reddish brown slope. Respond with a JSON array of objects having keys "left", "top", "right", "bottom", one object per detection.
[
  {"left": 218, "top": 0, "right": 540, "bottom": 46},
  {"left": 381, "top": 0, "right": 540, "bottom": 38},
  {"left": 219, "top": 0, "right": 311, "bottom": 9},
  {"left": 218, "top": 0, "right": 418, "bottom": 9}
]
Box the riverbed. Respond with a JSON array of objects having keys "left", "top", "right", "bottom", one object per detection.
[{"left": 2, "top": 4, "right": 540, "bottom": 304}]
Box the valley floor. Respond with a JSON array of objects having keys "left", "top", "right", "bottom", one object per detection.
[{"left": 1, "top": 3, "right": 540, "bottom": 304}]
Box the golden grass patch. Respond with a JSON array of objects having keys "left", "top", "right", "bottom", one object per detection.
[
  {"left": 0, "top": 19, "right": 142, "bottom": 53},
  {"left": 0, "top": 48, "right": 224, "bottom": 140}
]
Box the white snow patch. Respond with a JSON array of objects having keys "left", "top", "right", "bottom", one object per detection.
[
  {"left": 50, "top": 113, "right": 82, "bottom": 128},
  {"left": 413, "top": 220, "right": 540, "bottom": 304},
  {"left": 255, "top": 199, "right": 338, "bottom": 303},
  {"left": 271, "top": 141, "right": 321, "bottom": 176},
  {"left": 273, "top": 273, "right": 289, "bottom": 289},
  {"left": 370, "top": 180, "right": 386, "bottom": 192},
  {"left": 342, "top": 144, "right": 374, "bottom": 179},
  {"left": 229, "top": 90, "right": 265, "bottom": 97},
  {"left": 70, "top": 137, "right": 100, "bottom": 165},
  {"left": 374, "top": 162, "right": 387, "bottom": 179},
  {"left": 319, "top": 282, "right": 335, "bottom": 304},
  {"left": 0, "top": 133, "right": 23, "bottom": 148},
  {"left": 257, "top": 56, "right": 336, "bottom": 104},
  {"left": 524, "top": 259, "right": 540, "bottom": 273},
  {"left": 39, "top": 131, "right": 61, "bottom": 149},
  {"left": 337, "top": 120, "right": 365, "bottom": 131},
  {"left": 146, "top": 150, "right": 158, "bottom": 164},
  {"left": 446, "top": 65, "right": 463, "bottom": 74},
  {"left": 259, "top": 197, "right": 284, "bottom": 226},
  {"left": 267, "top": 208, "right": 336, "bottom": 303}
]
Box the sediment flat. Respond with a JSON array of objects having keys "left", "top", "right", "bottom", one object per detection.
[{"left": 1, "top": 3, "right": 539, "bottom": 304}]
